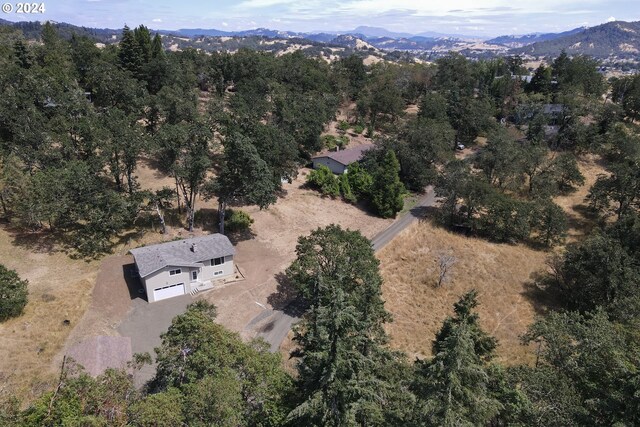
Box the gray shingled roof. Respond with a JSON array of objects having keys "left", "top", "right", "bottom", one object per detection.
[
  {"left": 312, "top": 144, "right": 374, "bottom": 166},
  {"left": 130, "top": 234, "right": 235, "bottom": 278}
]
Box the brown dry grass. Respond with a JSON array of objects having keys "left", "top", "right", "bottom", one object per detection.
[
  {"left": 554, "top": 153, "right": 607, "bottom": 242},
  {"left": 376, "top": 153, "right": 609, "bottom": 366},
  {"left": 378, "top": 221, "right": 546, "bottom": 365},
  {"left": 0, "top": 227, "right": 98, "bottom": 402},
  {"left": 241, "top": 169, "right": 392, "bottom": 257}
]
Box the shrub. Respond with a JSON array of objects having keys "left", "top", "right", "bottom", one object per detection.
[
  {"left": 0, "top": 264, "right": 28, "bottom": 322},
  {"left": 346, "top": 162, "right": 373, "bottom": 198},
  {"left": 224, "top": 209, "right": 254, "bottom": 233},
  {"left": 352, "top": 124, "right": 365, "bottom": 134},
  {"left": 339, "top": 174, "right": 357, "bottom": 203},
  {"left": 322, "top": 135, "right": 338, "bottom": 150},
  {"left": 307, "top": 165, "right": 340, "bottom": 198},
  {"left": 336, "top": 135, "right": 349, "bottom": 149},
  {"left": 337, "top": 120, "right": 350, "bottom": 134}
]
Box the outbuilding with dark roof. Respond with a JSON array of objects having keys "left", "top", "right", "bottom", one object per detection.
[{"left": 311, "top": 144, "right": 373, "bottom": 174}]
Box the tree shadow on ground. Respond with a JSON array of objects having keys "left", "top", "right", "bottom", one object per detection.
[
  {"left": 267, "top": 272, "right": 307, "bottom": 318},
  {"left": 521, "top": 270, "right": 565, "bottom": 316},
  {"left": 112, "top": 230, "right": 146, "bottom": 252},
  {"left": 410, "top": 205, "right": 439, "bottom": 222},
  {"left": 122, "top": 262, "right": 147, "bottom": 302},
  {"left": 6, "top": 224, "right": 70, "bottom": 255},
  {"left": 569, "top": 203, "right": 600, "bottom": 233},
  {"left": 139, "top": 155, "right": 172, "bottom": 180}
]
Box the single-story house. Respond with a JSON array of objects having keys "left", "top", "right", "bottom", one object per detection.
[
  {"left": 311, "top": 143, "right": 374, "bottom": 174},
  {"left": 130, "top": 234, "right": 235, "bottom": 303}
]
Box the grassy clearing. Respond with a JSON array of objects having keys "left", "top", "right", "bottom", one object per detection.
[
  {"left": 378, "top": 220, "right": 547, "bottom": 365},
  {"left": 376, "top": 153, "right": 609, "bottom": 366},
  {"left": 0, "top": 226, "right": 98, "bottom": 402}
]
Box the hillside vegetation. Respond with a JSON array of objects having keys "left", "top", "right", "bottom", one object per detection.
[
  {"left": 1, "top": 21, "right": 640, "bottom": 426},
  {"left": 513, "top": 20, "right": 640, "bottom": 58}
]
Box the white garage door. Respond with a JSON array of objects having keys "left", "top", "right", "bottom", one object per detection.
[{"left": 153, "top": 283, "right": 185, "bottom": 301}]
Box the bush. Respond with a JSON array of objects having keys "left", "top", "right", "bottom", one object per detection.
[
  {"left": 336, "top": 135, "right": 349, "bottom": 149},
  {"left": 0, "top": 264, "right": 28, "bottom": 322},
  {"left": 352, "top": 124, "right": 365, "bottom": 134},
  {"left": 307, "top": 165, "right": 340, "bottom": 198},
  {"left": 322, "top": 135, "right": 338, "bottom": 150},
  {"left": 337, "top": 121, "right": 350, "bottom": 134},
  {"left": 339, "top": 174, "right": 357, "bottom": 203},
  {"left": 346, "top": 162, "right": 373, "bottom": 198},
  {"left": 323, "top": 135, "right": 349, "bottom": 150},
  {"left": 224, "top": 209, "right": 254, "bottom": 233}
]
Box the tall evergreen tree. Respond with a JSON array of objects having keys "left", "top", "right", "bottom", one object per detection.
[
  {"left": 370, "top": 150, "right": 404, "bottom": 218},
  {"left": 118, "top": 25, "right": 143, "bottom": 76},
  {"left": 286, "top": 225, "right": 408, "bottom": 426},
  {"left": 412, "top": 291, "right": 502, "bottom": 426}
]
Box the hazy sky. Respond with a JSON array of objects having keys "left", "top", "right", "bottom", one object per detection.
[{"left": 4, "top": 0, "right": 640, "bottom": 37}]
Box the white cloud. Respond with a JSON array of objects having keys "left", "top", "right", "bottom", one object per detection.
[
  {"left": 607, "top": 16, "right": 616, "bottom": 22},
  {"left": 235, "top": 0, "right": 299, "bottom": 9},
  {"left": 222, "top": 21, "right": 229, "bottom": 26},
  {"left": 152, "top": 18, "right": 162, "bottom": 23}
]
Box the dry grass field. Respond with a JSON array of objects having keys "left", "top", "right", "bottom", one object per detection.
[
  {"left": 378, "top": 221, "right": 546, "bottom": 365},
  {"left": 377, "top": 153, "right": 608, "bottom": 366},
  {"left": 0, "top": 227, "right": 98, "bottom": 402}
]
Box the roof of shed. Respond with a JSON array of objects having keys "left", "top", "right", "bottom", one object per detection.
[
  {"left": 312, "top": 144, "right": 374, "bottom": 166},
  {"left": 129, "top": 234, "right": 235, "bottom": 278}
]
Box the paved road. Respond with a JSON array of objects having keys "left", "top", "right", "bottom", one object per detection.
[
  {"left": 371, "top": 186, "right": 436, "bottom": 251},
  {"left": 251, "top": 186, "right": 437, "bottom": 352}
]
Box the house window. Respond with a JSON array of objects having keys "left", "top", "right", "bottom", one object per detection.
[
  {"left": 191, "top": 271, "right": 198, "bottom": 281},
  {"left": 211, "top": 257, "right": 225, "bottom": 266},
  {"left": 169, "top": 269, "right": 181, "bottom": 276},
  {"left": 214, "top": 270, "right": 223, "bottom": 276}
]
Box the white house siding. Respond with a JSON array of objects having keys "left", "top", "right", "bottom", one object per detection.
[
  {"left": 312, "top": 157, "right": 347, "bottom": 174},
  {"left": 197, "top": 256, "right": 234, "bottom": 282},
  {"left": 142, "top": 256, "right": 235, "bottom": 303},
  {"left": 143, "top": 268, "right": 192, "bottom": 303}
]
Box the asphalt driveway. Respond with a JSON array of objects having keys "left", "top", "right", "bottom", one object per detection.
[{"left": 118, "top": 292, "right": 194, "bottom": 385}]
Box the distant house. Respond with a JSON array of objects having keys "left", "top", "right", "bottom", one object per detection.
[
  {"left": 311, "top": 144, "right": 373, "bottom": 174},
  {"left": 542, "top": 104, "right": 566, "bottom": 125},
  {"left": 130, "top": 234, "right": 235, "bottom": 303},
  {"left": 542, "top": 103, "right": 565, "bottom": 116}
]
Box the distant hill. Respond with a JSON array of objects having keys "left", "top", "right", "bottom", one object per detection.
[
  {"left": 511, "top": 21, "right": 640, "bottom": 58},
  {"left": 487, "top": 27, "right": 585, "bottom": 48},
  {"left": 364, "top": 36, "right": 460, "bottom": 51},
  {"left": 2, "top": 17, "right": 639, "bottom": 63},
  {"left": 329, "top": 34, "right": 378, "bottom": 51},
  {"left": 349, "top": 26, "right": 414, "bottom": 39},
  {"left": 0, "top": 19, "right": 120, "bottom": 42}
]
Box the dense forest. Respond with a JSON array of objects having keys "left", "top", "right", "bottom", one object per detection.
[{"left": 1, "top": 21, "right": 640, "bottom": 426}]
